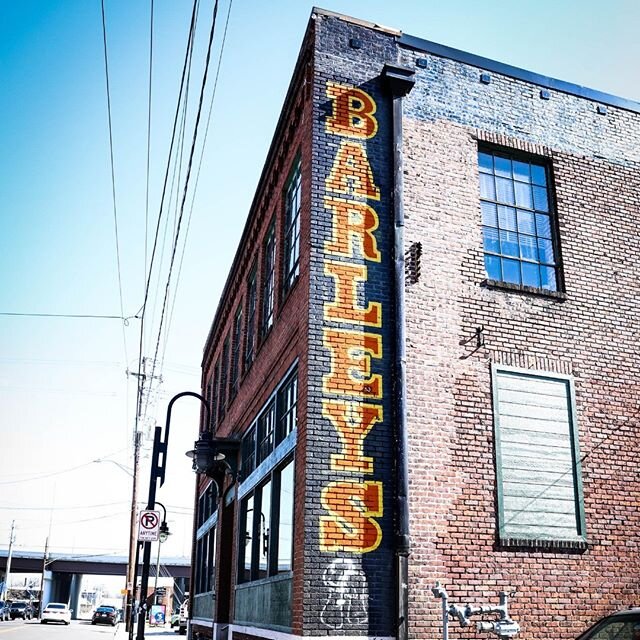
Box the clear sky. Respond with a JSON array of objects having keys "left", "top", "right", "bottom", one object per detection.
[{"left": 1, "top": 0, "right": 638, "bottom": 567}]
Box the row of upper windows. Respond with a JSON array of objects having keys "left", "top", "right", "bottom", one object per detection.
[
  {"left": 478, "top": 147, "right": 561, "bottom": 293},
  {"left": 205, "top": 159, "right": 301, "bottom": 428}
]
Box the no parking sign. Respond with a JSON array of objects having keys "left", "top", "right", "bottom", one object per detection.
[{"left": 138, "top": 510, "right": 161, "bottom": 542}]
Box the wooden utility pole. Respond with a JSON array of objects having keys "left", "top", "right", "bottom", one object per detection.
[
  {"left": 2, "top": 521, "right": 15, "bottom": 601},
  {"left": 38, "top": 536, "right": 49, "bottom": 617}
]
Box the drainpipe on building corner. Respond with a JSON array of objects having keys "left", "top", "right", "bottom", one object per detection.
[{"left": 382, "top": 62, "right": 415, "bottom": 640}]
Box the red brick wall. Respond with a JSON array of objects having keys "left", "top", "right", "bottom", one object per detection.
[
  {"left": 194, "top": 50, "right": 315, "bottom": 636},
  {"left": 403, "top": 118, "right": 640, "bottom": 639}
]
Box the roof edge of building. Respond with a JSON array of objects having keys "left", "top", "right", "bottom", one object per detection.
[
  {"left": 311, "top": 6, "right": 402, "bottom": 37},
  {"left": 399, "top": 34, "right": 640, "bottom": 115}
]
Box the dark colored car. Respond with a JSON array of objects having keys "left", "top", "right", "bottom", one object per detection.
[
  {"left": 577, "top": 609, "right": 640, "bottom": 640},
  {"left": 0, "top": 601, "right": 10, "bottom": 622},
  {"left": 92, "top": 605, "right": 118, "bottom": 626},
  {"left": 9, "top": 601, "right": 33, "bottom": 620}
]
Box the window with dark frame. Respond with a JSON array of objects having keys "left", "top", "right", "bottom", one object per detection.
[
  {"left": 283, "top": 159, "right": 301, "bottom": 295},
  {"left": 479, "top": 148, "right": 560, "bottom": 291},
  {"left": 194, "top": 489, "right": 217, "bottom": 595},
  {"left": 218, "top": 337, "right": 230, "bottom": 421},
  {"left": 237, "top": 456, "right": 294, "bottom": 584},
  {"left": 257, "top": 401, "right": 276, "bottom": 465},
  {"left": 209, "top": 361, "right": 219, "bottom": 430},
  {"left": 244, "top": 264, "right": 258, "bottom": 369},
  {"left": 277, "top": 374, "right": 297, "bottom": 441},
  {"left": 230, "top": 305, "right": 243, "bottom": 398},
  {"left": 261, "top": 223, "right": 276, "bottom": 337},
  {"left": 241, "top": 426, "right": 257, "bottom": 479},
  {"left": 241, "top": 368, "right": 297, "bottom": 480},
  {"left": 237, "top": 368, "right": 297, "bottom": 585}
]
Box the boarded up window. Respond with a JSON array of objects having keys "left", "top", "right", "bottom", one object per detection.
[{"left": 493, "top": 367, "right": 585, "bottom": 543}]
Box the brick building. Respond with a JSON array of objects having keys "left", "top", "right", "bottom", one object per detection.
[{"left": 189, "top": 8, "right": 640, "bottom": 640}]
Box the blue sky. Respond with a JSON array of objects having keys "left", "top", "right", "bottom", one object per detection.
[{"left": 0, "top": 0, "right": 638, "bottom": 562}]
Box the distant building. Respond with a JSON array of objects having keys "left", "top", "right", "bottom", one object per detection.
[{"left": 189, "top": 8, "right": 640, "bottom": 640}]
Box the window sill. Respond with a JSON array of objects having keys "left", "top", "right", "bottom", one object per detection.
[
  {"left": 498, "top": 537, "right": 588, "bottom": 552},
  {"left": 482, "top": 279, "right": 567, "bottom": 301},
  {"left": 235, "top": 571, "right": 293, "bottom": 591}
]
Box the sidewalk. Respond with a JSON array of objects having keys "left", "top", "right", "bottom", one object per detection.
[{"left": 115, "top": 623, "right": 177, "bottom": 637}]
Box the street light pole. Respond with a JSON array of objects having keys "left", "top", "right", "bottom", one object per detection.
[
  {"left": 152, "top": 501, "right": 169, "bottom": 601},
  {"left": 136, "top": 393, "right": 210, "bottom": 640}
]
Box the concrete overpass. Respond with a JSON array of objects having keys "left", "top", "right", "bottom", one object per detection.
[
  {"left": 0, "top": 550, "right": 190, "bottom": 618},
  {"left": 0, "top": 549, "right": 190, "bottom": 577}
]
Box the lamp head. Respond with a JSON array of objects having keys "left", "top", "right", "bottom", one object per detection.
[
  {"left": 186, "top": 433, "right": 240, "bottom": 487},
  {"left": 158, "top": 521, "right": 170, "bottom": 543}
]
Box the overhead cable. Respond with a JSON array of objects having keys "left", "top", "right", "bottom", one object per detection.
[
  {"left": 134, "top": 0, "right": 200, "bottom": 435},
  {"left": 146, "top": 0, "right": 221, "bottom": 401},
  {"left": 100, "top": 0, "right": 129, "bottom": 366}
]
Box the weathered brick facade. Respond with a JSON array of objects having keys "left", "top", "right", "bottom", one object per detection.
[{"left": 191, "top": 8, "right": 640, "bottom": 640}]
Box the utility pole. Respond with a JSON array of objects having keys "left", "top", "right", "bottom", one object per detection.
[
  {"left": 125, "top": 357, "right": 162, "bottom": 636},
  {"left": 2, "top": 521, "right": 16, "bottom": 601},
  {"left": 125, "top": 430, "right": 142, "bottom": 634},
  {"left": 39, "top": 536, "right": 49, "bottom": 617}
]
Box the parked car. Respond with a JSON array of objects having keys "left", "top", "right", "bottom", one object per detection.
[
  {"left": 92, "top": 605, "right": 118, "bottom": 626},
  {"left": 577, "top": 609, "right": 640, "bottom": 640},
  {"left": 41, "top": 602, "right": 72, "bottom": 625},
  {"left": 9, "top": 601, "right": 33, "bottom": 620},
  {"left": 0, "top": 601, "right": 10, "bottom": 622},
  {"left": 170, "top": 612, "right": 180, "bottom": 628},
  {"left": 178, "top": 597, "right": 189, "bottom": 635}
]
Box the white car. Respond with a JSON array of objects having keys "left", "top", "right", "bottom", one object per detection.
[{"left": 41, "top": 602, "right": 72, "bottom": 625}]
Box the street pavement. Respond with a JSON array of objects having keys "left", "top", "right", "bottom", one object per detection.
[{"left": 0, "top": 620, "right": 178, "bottom": 639}]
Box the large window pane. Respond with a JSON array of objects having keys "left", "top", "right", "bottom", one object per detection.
[
  {"left": 240, "top": 495, "right": 254, "bottom": 583},
  {"left": 258, "top": 481, "right": 271, "bottom": 578},
  {"left": 277, "top": 461, "right": 294, "bottom": 573}
]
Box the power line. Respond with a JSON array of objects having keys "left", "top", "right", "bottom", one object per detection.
[
  {"left": 146, "top": 0, "right": 221, "bottom": 404},
  {"left": 100, "top": 0, "right": 129, "bottom": 368},
  {"left": 162, "top": 0, "right": 234, "bottom": 371},
  {"left": 0, "top": 501, "right": 126, "bottom": 512},
  {"left": 134, "top": 0, "right": 200, "bottom": 436},
  {"left": 0, "top": 312, "right": 137, "bottom": 321},
  {"left": 0, "top": 449, "right": 128, "bottom": 485},
  {"left": 144, "top": 0, "right": 155, "bottom": 303}
]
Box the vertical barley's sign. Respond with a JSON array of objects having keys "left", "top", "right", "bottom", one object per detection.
[{"left": 320, "top": 82, "right": 386, "bottom": 555}]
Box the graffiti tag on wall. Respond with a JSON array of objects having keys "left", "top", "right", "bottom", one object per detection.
[{"left": 320, "top": 82, "right": 385, "bottom": 555}]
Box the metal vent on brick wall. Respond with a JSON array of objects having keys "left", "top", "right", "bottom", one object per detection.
[{"left": 405, "top": 242, "right": 422, "bottom": 284}]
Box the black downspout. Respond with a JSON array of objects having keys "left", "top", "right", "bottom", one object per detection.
[{"left": 382, "top": 63, "right": 415, "bottom": 640}]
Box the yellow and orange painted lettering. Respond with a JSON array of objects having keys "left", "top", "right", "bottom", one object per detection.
[
  {"left": 324, "top": 261, "right": 381, "bottom": 327},
  {"left": 326, "top": 82, "right": 378, "bottom": 139},
  {"left": 326, "top": 140, "right": 381, "bottom": 201},
  {"left": 324, "top": 196, "right": 381, "bottom": 262},
  {"left": 319, "top": 81, "right": 385, "bottom": 555},
  {"left": 322, "top": 328, "right": 382, "bottom": 399},
  {"left": 319, "top": 480, "right": 383, "bottom": 553},
  {"left": 323, "top": 400, "right": 382, "bottom": 473}
]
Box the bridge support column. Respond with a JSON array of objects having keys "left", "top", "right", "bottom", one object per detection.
[
  {"left": 69, "top": 574, "right": 82, "bottom": 620},
  {"left": 41, "top": 570, "right": 53, "bottom": 610}
]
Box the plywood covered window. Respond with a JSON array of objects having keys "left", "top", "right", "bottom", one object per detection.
[{"left": 492, "top": 366, "right": 586, "bottom": 544}]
